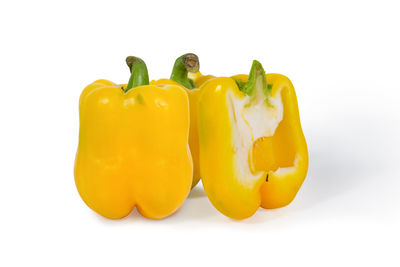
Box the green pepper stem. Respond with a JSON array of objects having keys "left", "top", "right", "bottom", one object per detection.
[
  {"left": 236, "top": 60, "right": 269, "bottom": 97},
  {"left": 125, "top": 56, "right": 149, "bottom": 92},
  {"left": 170, "top": 53, "right": 199, "bottom": 89}
]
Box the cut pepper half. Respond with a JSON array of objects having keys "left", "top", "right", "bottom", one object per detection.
[{"left": 198, "top": 60, "right": 308, "bottom": 219}]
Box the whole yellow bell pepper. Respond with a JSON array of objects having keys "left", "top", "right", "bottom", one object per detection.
[
  {"left": 198, "top": 60, "right": 308, "bottom": 219},
  {"left": 75, "top": 57, "right": 193, "bottom": 219},
  {"left": 150, "top": 53, "right": 202, "bottom": 188}
]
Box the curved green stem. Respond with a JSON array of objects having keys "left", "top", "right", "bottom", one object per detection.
[
  {"left": 170, "top": 53, "right": 199, "bottom": 89},
  {"left": 236, "top": 60, "right": 269, "bottom": 97},
  {"left": 125, "top": 56, "right": 149, "bottom": 92}
]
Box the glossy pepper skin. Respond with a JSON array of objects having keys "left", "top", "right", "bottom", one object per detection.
[
  {"left": 198, "top": 60, "right": 308, "bottom": 219},
  {"left": 74, "top": 57, "right": 193, "bottom": 219},
  {"left": 151, "top": 53, "right": 202, "bottom": 188}
]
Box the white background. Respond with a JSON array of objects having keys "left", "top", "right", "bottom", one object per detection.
[{"left": 1, "top": 0, "right": 399, "bottom": 266}]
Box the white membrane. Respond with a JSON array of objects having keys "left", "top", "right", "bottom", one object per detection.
[{"left": 226, "top": 88, "right": 283, "bottom": 187}]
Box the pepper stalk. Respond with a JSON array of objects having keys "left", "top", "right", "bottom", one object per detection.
[
  {"left": 125, "top": 56, "right": 149, "bottom": 92},
  {"left": 170, "top": 53, "right": 199, "bottom": 89}
]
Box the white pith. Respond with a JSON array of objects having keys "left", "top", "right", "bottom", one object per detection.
[{"left": 227, "top": 86, "right": 283, "bottom": 187}]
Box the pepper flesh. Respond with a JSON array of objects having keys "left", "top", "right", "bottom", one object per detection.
[
  {"left": 75, "top": 58, "right": 192, "bottom": 219},
  {"left": 198, "top": 61, "right": 308, "bottom": 219}
]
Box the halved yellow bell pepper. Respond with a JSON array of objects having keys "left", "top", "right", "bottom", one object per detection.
[
  {"left": 151, "top": 53, "right": 203, "bottom": 188},
  {"left": 75, "top": 57, "right": 193, "bottom": 219},
  {"left": 198, "top": 60, "right": 308, "bottom": 219}
]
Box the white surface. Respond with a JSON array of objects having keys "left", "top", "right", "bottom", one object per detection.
[{"left": 1, "top": 0, "right": 399, "bottom": 266}]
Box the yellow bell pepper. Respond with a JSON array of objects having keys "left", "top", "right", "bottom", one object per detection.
[
  {"left": 75, "top": 57, "right": 193, "bottom": 219},
  {"left": 150, "top": 53, "right": 203, "bottom": 188},
  {"left": 198, "top": 60, "right": 308, "bottom": 219},
  {"left": 188, "top": 71, "right": 215, "bottom": 88}
]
